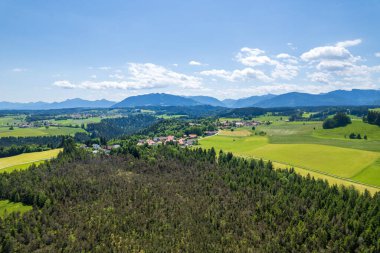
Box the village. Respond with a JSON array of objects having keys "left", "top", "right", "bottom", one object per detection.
[{"left": 137, "top": 130, "right": 218, "bottom": 147}]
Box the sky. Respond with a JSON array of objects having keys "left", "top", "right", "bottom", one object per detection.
[{"left": 1, "top": 0, "right": 380, "bottom": 102}]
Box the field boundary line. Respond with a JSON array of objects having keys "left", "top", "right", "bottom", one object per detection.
[{"left": 237, "top": 154, "right": 380, "bottom": 191}]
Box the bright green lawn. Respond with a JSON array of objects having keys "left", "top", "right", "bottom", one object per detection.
[
  {"left": 0, "top": 200, "right": 32, "bottom": 218},
  {"left": 0, "top": 126, "right": 86, "bottom": 137}
]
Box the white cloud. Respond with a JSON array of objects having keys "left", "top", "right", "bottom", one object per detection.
[
  {"left": 316, "top": 60, "right": 353, "bottom": 71},
  {"left": 189, "top": 60, "right": 204, "bottom": 66},
  {"left": 307, "top": 72, "right": 331, "bottom": 84},
  {"left": 236, "top": 47, "right": 278, "bottom": 66},
  {"left": 301, "top": 46, "right": 352, "bottom": 62},
  {"left": 201, "top": 68, "right": 273, "bottom": 82},
  {"left": 335, "top": 39, "right": 362, "bottom": 48},
  {"left": 53, "top": 80, "right": 76, "bottom": 89},
  {"left": 271, "top": 64, "right": 299, "bottom": 80},
  {"left": 276, "top": 53, "right": 291, "bottom": 59},
  {"left": 53, "top": 63, "right": 202, "bottom": 90},
  {"left": 375, "top": 52, "right": 380, "bottom": 57}
]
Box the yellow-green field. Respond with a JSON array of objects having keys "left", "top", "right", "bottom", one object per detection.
[
  {"left": 0, "top": 200, "right": 32, "bottom": 218},
  {"left": 199, "top": 120, "right": 380, "bottom": 193},
  {"left": 0, "top": 149, "right": 62, "bottom": 172},
  {"left": 0, "top": 126, "right": 86, "bottom": 137}
]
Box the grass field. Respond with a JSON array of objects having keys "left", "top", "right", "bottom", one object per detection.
[
  {"left": 0, "top": 200, "right": 32, "bottom": 218},
  {"left": 51, "top": 117, "right": 102, "bottom": 127},
  {"left": 199, "top": 123, "right": 380, "bottom": 193},
  {"left": 313, "top": 121, "right": 380, "bottom": 140},
  {"left": 0, "top": 116, "right": 25, "bottom": 126},
  {"left": 0, "top": 126, "right": 86, "bottom": 137},
  {"left": 0, "top": 149, "right": 61, "bottom": 172},
  {"left": 219, "top": 128, "right": 252, "bottom": 136}
]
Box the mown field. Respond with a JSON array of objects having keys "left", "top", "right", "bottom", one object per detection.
[
  {"left": 0, "top": 200, "right": 32, "bottom": 218},
  {"left": 199, "top": 118, "right": 380, "bottom": 193},
  {"left": 0, "top": 126, "right": 86, "bottom": 137},
  {"left": 0, "top": 149, "right": 61, "bottom": 217},
  {"left": 0, "top": 149, "right": 61, "bottom": 172}
]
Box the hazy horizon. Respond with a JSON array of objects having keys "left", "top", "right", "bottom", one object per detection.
[{"left": 1, "top": 0, "right": 380, "bottom": 102}]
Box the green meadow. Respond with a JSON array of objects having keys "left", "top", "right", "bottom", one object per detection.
[
  {"left": 0, "top": 200, "right": 32, "bottom": 218},
  {"left": 51, "top": 117, "right": 102, "bottom": 127},
  {"left": 0, "top": 126, "right": 86, "bottom": 137},
  {"left": 199, "top": 119, "right": 380, "bottom": 193}
]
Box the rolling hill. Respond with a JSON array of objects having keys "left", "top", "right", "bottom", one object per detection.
[
  {"left": 255, "top": 89, "right": 380, "bottom": 108},
  {"left": 112, "top": 93, "right": 200, "bottom": 108}
]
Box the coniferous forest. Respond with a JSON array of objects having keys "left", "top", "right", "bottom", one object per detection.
[{"left": 0, "top": 143, "right": 379, "bottom": 252}]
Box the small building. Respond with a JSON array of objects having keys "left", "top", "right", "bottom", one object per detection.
[{"left": 188, "top": 134, "right": 198, "bottom": 139}]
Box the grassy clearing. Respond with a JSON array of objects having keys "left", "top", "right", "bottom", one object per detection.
[
  {"left": 51, "top": 117, "right": 102, "bottom": 127},
  {"left": 219, "top": 117, "right": 242, "bottom": 122},
  {"left": 252, "top": 144, "right": 380, "bottom": 179},
  {"left": 219, "top": 128, "right": 252, "bottom": 136},
  {"left": 0, "top": 200, "right": 32, "bottom": 218},
  {"left": 272, "top": 162, "right": 379, "bottom": 195},
  {"left": 0, "top": 116, "right": 25, "bottom": 126},
  {"left": 0, "top": 149, "right": 61, "bottom": 171},
  {"left": 158, "top": 114, "right": 187, "bottom": 119},
  {"left": 0, "top": 161, "right": 45, "bottom": 174},
  {"left": 0, "top": 126, "right": 86, "bottom": 137},
  {"left": 253, "top": 114, "right": 289, "bottom": 122},
  {"left": 199, "top": 125, "right": 380, "bottom": 192},
  {"left": 313, "top": 121, "right": 380, "bottom": 140}
]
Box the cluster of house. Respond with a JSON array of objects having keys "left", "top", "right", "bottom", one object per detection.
[
  {"left": 219, "top": 120, "right": 260, "bottom": 128},
  {"left": 80, "top": 144, "right": 121, "bottom": 154},
  {"left": 138, "top": 133, "right": 204, "bottom": 147}
]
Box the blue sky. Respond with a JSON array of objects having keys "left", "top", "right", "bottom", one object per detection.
[{"left": 1, "top": 0, "right": 380, "bottom": 102}]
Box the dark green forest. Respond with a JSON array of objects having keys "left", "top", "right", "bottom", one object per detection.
[
  {"left": 364, "top": 110, "right": 380, "bottom": 126},
  {"left": 0, "top": 143, "right": 379, "bottom": 252},
  {"left": 86, "top": 114, "right": 158, "bottom": 140}
]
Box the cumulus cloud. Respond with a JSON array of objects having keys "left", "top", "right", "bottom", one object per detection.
[
  {"left": 271, "top": 64, "right": 299, "bottom": 80},
  {"left": 236, "top": 47, "right": 278, "bottom": 66},
  {"left": 200, "top": 68, "right": 273, "bottom": 82},
  {"left": 53, "top": 80, "right": 76, "bottom": 89},
  {"left": 375, "top": 52, "right": 380, "bottom": 57},
  {"left": 301, "top": 46, "right": 352, "bottom": 62},
  {"left": 53, "top": 63, "right": 202, "bottom": 90},
  {"left": 189, "top": 60, "right": 206, "bottom": 66}
]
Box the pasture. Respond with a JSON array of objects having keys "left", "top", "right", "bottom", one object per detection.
[
  {"left": 0, "top": 126, "right": 86, "bottom": 137},
  {"left": 51, "top": 117, "right": 102, "bottom": 127},
  {"left": 199, "top": 121, "right": 380, "bottom": 192},
  {"left": 0, "top": 149, "right": 61, "bottom": 172},
  {"left": 0, "top": 200, "right": 32, "bottom": 218}
]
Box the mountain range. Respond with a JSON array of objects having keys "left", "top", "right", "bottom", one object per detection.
[
  {"left": 1, "top": 89, "right": 380, "bottom": 110},
  {"left": 0, "top": 98, "right": 115, "bottom": 110}
]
